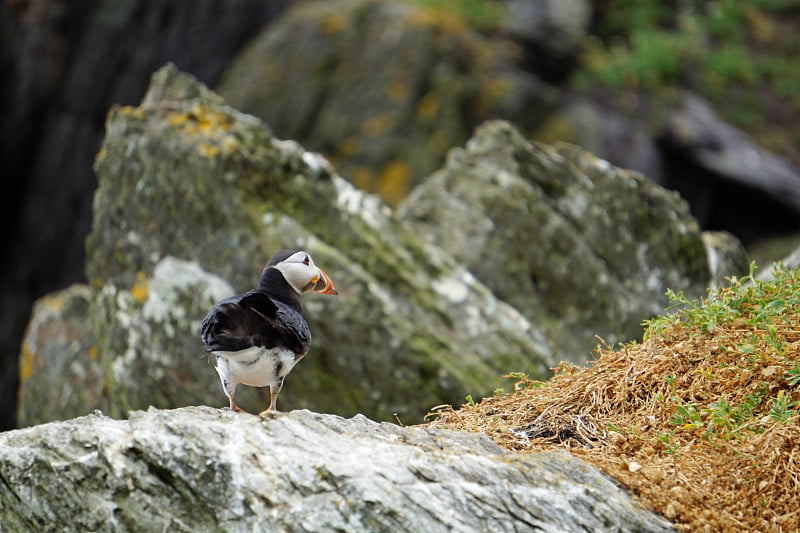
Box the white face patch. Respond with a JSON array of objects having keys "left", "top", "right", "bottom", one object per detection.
[{"left": 273, "top": 252, "right": 321, "bottom": 294}]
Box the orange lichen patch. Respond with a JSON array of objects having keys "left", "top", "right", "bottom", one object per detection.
[
  {"left": 416, "top": 93, "right": 440, "bottom": 121},
  {"left": 362, "top": 112, "right": 397, "bottom": 137},
  {"left": 378, "top": 160, "right": 412, "bottom": 206},
  {"left": 130, "top": 271, "right": 149, "bottom": 304},
  {"left": 407, "top": 7, "right": 466, "bottom": 35},
  {"left": 320, "top": 12, "right": 347, "bottom": 34},
  {"left": 426, "top": 266, "right": 800, "bottom": 532},
  {"left": 20, "top": 343, "right": 35, "bottom": 382},
  {"left": 87, "top": 346, "right": 99, "bottom": 361}
]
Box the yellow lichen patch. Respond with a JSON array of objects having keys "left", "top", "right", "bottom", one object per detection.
[
  {"left": 168, "top": 111, "right": 191, "bottom": 129},
  {"left": 87, "top": 345, "right": 99, "bottom": 361},
  {"left": 378, "top": 160, "right": 412, "bottom": 206},
  {"left": 320, "top": 12, "right": 347, "bottom": 34},
  {"left": 20, "top": 343, "right": 35, "bottom": 382},
  {"left": 416, "top": 93, "right": 440, "bottom": 121},
  {"left": 40, "top": 292, "right": 66, "bottom": 313},
  {"left": 198, "top": 142, "right": 221, "bottom": 159},
  {"left": 116, "top": 105, "right": 146, "bottom": 120},
  {"left": 192, "top": 103, "right": 231, "bottom": 135},
  {"left": 407, "top": 7, "right": 466, "bottom": 35},
  {"left": 96, "top": 147, "right": 107, "bottom": 162},
  {"left": 362, "top": 112, "right": 397, "bottom": 137},
  {"left": 168, "top": 104, "right": 232, "bottom": 140},
  {"left": 131, "top": 271, "right": 149, "bottom": 304}
]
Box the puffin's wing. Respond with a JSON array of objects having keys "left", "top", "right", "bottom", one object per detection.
[{"left": 200, "top": 292, "right": 282, "bottom": 353}]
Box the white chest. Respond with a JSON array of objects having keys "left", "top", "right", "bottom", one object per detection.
[{"left": 213, "top": 346, "right": 299, "bottom": 388}]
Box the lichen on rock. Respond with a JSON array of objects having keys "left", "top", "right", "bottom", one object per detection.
[
  {"left": 398, "top": 120, "right": 736, "bottom": 361},
  {"left": 19, "top": 64, "right": 556, "bottom": 426}
]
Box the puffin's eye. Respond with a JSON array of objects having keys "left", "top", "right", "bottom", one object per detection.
[{"left": 302, "top": 255, "right": 311, "bottom": 266}]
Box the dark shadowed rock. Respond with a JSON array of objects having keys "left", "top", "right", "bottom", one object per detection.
[
  {"left": 398, "top": 120, "right": 745, "bottom": 360},
  {"left": 504, "top": 0, "right": 592, "bottom": 82},
  {"left": 18, "top": 65, "right": 554, "bottom": 427},
  {"left": 661, "top": 94, "right": 800, "bottom": 210},
  {"left": 655, "top": 93, "right": 800, "bottom": 243},
  {"left": 0, "top": 407, "right": 676, "bottom": 532}
]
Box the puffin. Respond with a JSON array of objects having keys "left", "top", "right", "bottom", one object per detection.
[{"left": 200, "top": 249, "right": 338, "bottom": 414}]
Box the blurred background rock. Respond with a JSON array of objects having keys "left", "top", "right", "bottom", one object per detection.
[{"left": 3, "top": 0, "right": 799, "bottom": 430}]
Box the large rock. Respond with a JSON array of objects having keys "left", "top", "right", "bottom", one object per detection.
[
  {"left": 397, "top": 120, "right": 741, "bottom": 360},
  {"left": 17, "top": 64, "right": 555, "bottom": 427},
  {"left": 657, "top": 92, "right": 800, "bottom": 243},
  {"left": 0, "top": 407, "right": 676, "bottom": 532},
  {"left": 217, "top": 0, "right": 559, "bottom": 204}
]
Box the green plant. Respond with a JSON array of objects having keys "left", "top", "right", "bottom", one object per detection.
[
  {"left": 786, "top": 360, "right": 800, "bottom": 388},
  {"left": 580, "top": 1, "right": 800, "bottom": 168},
  {"left": 769, "top": 391, "right": 798, "bottom": 423}
]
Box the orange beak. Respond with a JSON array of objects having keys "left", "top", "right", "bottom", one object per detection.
[{"left": 313, "top": 268, "right": 338, "bottom": 295}]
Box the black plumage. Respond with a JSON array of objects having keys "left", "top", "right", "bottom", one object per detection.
[{"left": 200, "top": 249, "right": 337, "bottom": 413}]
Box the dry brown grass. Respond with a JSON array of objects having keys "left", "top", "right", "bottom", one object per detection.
[{"left": 425, "top": 266, "right": 800, "bottom": 532}]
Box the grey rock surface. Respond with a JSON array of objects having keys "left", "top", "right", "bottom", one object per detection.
[
  {"left": 0, "top": 407, "right": 676, "bottom": 532},
  {"left": 397, "top": 120, "right": 723, "bottom": 360}
]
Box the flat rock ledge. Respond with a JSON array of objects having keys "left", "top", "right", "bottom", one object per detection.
[{"left": 0, "top": 407, "right": 673, "bottom": 532}]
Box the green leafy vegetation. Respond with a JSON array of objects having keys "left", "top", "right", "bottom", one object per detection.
[{"left": 579, "top": 0, "right": 800, "bottom": 162}]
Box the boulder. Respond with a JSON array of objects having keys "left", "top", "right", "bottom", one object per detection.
[
  {"left": 397, "top": 120, "right": 742, "bottom": 360},
  {"left": 0, "top": 407, "right": 676, "bottom": 532},
  {"left": 18, "top": 64, "right": 554, "bottom": 427},
  {"left": 660, "top": 93, "right": 800, "bottom": 210},
  {"left": 654, "top": 92, "right": 800, "bottom": 243},
  {"left": 504, "top": 0, "right": 593, "bottom": 81},
  {"left": 216, "top": 0, "right": 560, "bottom": 204}
]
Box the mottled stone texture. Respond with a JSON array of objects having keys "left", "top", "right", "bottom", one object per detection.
[
  {"left": 398, "top": 121, "right": 727, "bottom": 360},
  {"left": 217, "top": 0, "right": 559, "bottom": 204},
  {"left": 18, "top": 65, "right": 554, "bottom": 427},
  {"left": 0, "top": 407, "right": 676, "bottom": 533}
]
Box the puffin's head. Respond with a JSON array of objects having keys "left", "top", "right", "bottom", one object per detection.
[{"left": 266, "top": 249, "right": 338, "bottom": 296}]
